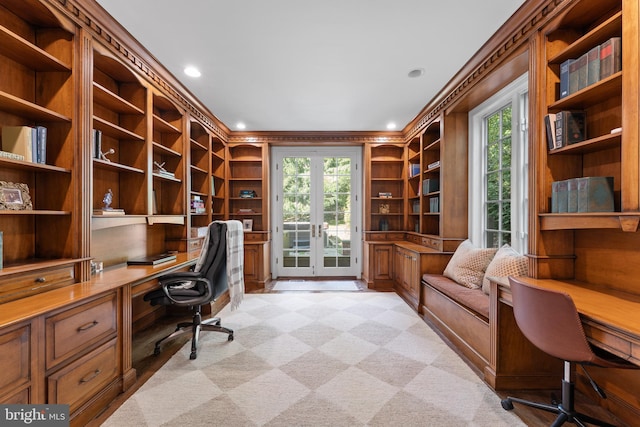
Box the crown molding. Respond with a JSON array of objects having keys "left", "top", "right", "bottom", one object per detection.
[{"left": 403, "top": 0, "right": 564, "bottom": 140}]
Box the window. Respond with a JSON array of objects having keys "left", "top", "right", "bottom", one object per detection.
[{"left": 469, "top": 73, "right": 528, "bottom": 254}]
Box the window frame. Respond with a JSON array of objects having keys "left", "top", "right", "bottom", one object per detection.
[{"left": 468, "top": 73, "right": 528, "bottom": 254}]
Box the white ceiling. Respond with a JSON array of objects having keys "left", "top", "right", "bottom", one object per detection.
[{"left": 95, "top": 0, "right": 526, "bottom": 132}]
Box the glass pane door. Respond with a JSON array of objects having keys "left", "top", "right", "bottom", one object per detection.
[{"left": 272, "top": 147, "right": 361, "bottom": 278}]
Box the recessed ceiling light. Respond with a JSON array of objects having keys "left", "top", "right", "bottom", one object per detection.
[
  {"left": 236, "top": 122, "right": 246, "bottom": 130},
  {"left": 184, "top": 66, "right": 201, "bottom": 78},
  {"left": 408, "top": 68, "right": 425, "bottom": 78},
  {"left": 386, "top": 122, "right": 397, "bottom": 130}
]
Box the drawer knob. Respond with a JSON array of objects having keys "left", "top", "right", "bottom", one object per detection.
[
  {"left": 35, "top": 277, "right": 46, "bottom": 283},
  {"left": 79, "top": 369, "right": 101, "bottom": 384},
  {"left": 77, "top": 320, "right": 99, "bottom": 331}
]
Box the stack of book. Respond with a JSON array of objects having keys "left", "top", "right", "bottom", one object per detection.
[
  {"left": 1, "top": 125, "right": 47, "bottom": 164},
  {"left": 560, "top": 37, "right": 621, "bottom": 99}
]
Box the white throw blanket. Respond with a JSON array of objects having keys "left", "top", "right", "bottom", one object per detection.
[
  {"left": 215, "top": 220, "right": 245, "bottom": 310},
  {"left": 193, "top": 220, "right": 244, "bottom": 309}
]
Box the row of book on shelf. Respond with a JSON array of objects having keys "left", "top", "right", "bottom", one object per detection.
[
  {"left": 545, "top": 110, "right": 586, "bottom": 150},
  {"left": 1, "top": 125, "right": 47, "bottom": 164},
  {"left": 409, "top": 160, "right": 440, "bottom": 177},
  {"left": 551, "top": 176, "right": 614, "bottom": 213},
  {"left": 559, "top": 37, "right": 621, "bottom": 99}
]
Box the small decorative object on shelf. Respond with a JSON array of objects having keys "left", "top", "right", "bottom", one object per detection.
[
  {"left": 379, "top": 204, "right": 390, "bottom": 214},
  {"left": 243, "top": 219, "right": 253, "bottom": 231},
  {"left": 0, "top": 181, "right": 32, "bottom": 210},
  {"left": 100, "top": 147, "right": 115, "bottom": 162},
  {"left": 237, "top": 208, "right": 255, "bottom": 214},
  {"left": 239, "top": 190, "right": 257, "bottom": 198},
  {"left": 94, "top": 188, "right": 125, "bottom": 215},
  {"left": 379, "top": 218, "right": 389, "bottom": 231},
  {"left": 378, "top": 192, "right": 392, "bottom": 198}
]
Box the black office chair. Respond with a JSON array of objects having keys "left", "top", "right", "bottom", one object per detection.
[
  {"left": 502, "top": 277, "right": 638, "bottom": 427},
  {"left": 144, "top": 222, "right": 234, "bottom": 360}
]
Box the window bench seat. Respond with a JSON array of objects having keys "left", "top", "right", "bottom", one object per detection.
[{"left": 420, "top": 273, "right": 490, "bottom": 374}]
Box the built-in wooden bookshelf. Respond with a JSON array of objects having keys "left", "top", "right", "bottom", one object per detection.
[
  {"left": 211, "top": 136, "right": 226, "bottom": 220},
  {"left": 407, "top": 136, "right": 421, "bottom": 233},
  {"left": 366, "top": 144, "right": 406, "bottom": 232},
  {"left": 0, "top": 0, "right": 78, "bottom": 298},
  {"left": 227, "top": 143, "right": 266, "bottom": 231},
  {"left": 421, "top": 120, "right": 442, "bottom": 237},
  {"left": 92, "top": 48, "right": 147, "bottom": 220}
]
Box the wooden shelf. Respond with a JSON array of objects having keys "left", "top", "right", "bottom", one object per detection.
[
  {"left": 0, "top": 90, "right": 71, "bottom": 122},
  {"left": 548, "top": 72, "right": 621, "bottom": 112},
  {"left": 93, "top": 82, "right": 144, "bottom": 115},
  {"left": 539, "top": 212, "right": 639, "bottom": 232},
  {"left": 93, "top": 116, "right": 144, "bottom": 141},
  {"left": 93, "top": 158, "right": 144, "bottom": 174},
  {"left": 0, "top": 25, "right": 71, "bottom": 71}
]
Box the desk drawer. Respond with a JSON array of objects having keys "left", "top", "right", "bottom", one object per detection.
[
  {"left": 47, "top": 339, "right": 118, "bottom": 414},
  {"left": 46, "top": 293, "right": 117, "bottom": 369},
  {"left": 0, "top": 265, "right": 75, "bottom": 303}
]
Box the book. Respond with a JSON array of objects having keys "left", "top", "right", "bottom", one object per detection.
[
  {"left": 576, "top": 52, "right": 588, "bottom": 91},
  {"left": 568, "top": 58, "right": 580, "bottom": 95},
  {"left": 567, "top": 178, "right": 578, "bottom": 212},
  {"left": 600, "top": 37, "right": 621, "bottom": 79},
  {"left": 127, "top": 252, "right": 177, "bottom": 266},
  {"left": 427, "top": 160, "right": 440, "bottom": 169},
  {"left": 551, "top": 181, "right": 559, "bottom": 213},
  {"left": 559, "top": 59, "right": 573, "bottom": 98},
  {"left": 0, "top": 150, "right": 25, "bottom": 161},
  {"left": 429, "top": 196, "right": 439, "bottom": 213},
  {"left": 544, "top": 113, "right": 557, "bottom": 150},
  {"left": 422, "top": 178, "right": 439, "bottom": 195},
  {"left": 577, "top": 176, "right": 614, "bottom": 212},
  {"left": 555, "top": 110, "right": 586, "bottom": 147},
  {"left": 556, "top": 180, "right": 569, "bottom": 213},
  {"left": 586, "top": 45, "right": 601, "bottom": 86},
  {"left": 36, "top": 125, "right": 46, "bottom": 164},
  {"left": 1, "top": 126, "right": 33, "bottom": 162},
  {"left": 409, "top": 163, "right": 420, "bottom": 177},
  {"left": 378, "top": 192, "right": 392, "bottom": 198},
  {"left": 93, "top": 129, "right": 102, "bottom": 159},
  {"left": 93, "top": 208, "right": 125, "bottom": 215}
]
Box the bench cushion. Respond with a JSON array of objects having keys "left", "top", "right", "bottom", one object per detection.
[{"left": 422, "top": 273, "right": 489, "bottom": 320}]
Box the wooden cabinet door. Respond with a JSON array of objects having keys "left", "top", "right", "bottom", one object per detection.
[{"left": 373, "top": 244, "right": 393, "bottom": 281}]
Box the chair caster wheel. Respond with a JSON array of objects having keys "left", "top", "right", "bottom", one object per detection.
[
  {"left": 214, "top": 319, "right": 221, "bottom": 326},
  {"left": 190, "top": 352, "right": 197, "bottom": 360},
  {"left": 228, "top": 333, "right": 234, "bottom": 341},
  {"left": 501, "top": 399, "right": 514, "bottom": 411}
]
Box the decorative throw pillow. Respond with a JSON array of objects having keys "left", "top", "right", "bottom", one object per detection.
[
  {"left": 482, "top": 244, "right": 529, "bottom": 294},
  {"left": 443, "top": 240, "right": 498, "bottom": 289}
]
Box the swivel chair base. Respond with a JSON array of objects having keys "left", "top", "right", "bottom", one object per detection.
[
  {"left": 502, "top": 376, "right": 617, "bottom": 427},
  {"left": 154, "top": 307, "right": 234, "bottom": 360}
]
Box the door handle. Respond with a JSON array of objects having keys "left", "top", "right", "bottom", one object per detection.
[{"left": 311, "top": 224, "right": 315, "bottom": 238}]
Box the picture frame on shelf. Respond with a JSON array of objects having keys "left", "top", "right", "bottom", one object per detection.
[
  {"left": 0, "top": 181, "right": 32, "bottom": 210},
  {"left": 243, "top": 219, "right": 253, "bottom": 231}
]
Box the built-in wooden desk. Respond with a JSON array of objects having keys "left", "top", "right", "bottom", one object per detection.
[
  {"left": 0, "top": 252, "right": 198, "bottom": 426},
  {"left": 496, "top": 277, "right": 640, "bottom": 366},
  {"left": 486, "top": 276, "right": 640, "bottom": 425}
]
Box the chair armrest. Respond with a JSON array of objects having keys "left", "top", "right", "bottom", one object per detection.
[{"left": 159, "top": 276, "right": 213, "bottom": 305}]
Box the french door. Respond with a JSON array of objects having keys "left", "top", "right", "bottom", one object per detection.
[{"left": 271, "top": 147, "right": 361, "bottom": 278}]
